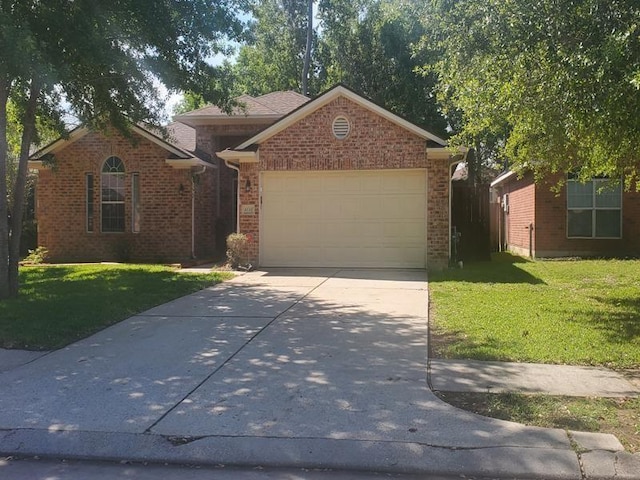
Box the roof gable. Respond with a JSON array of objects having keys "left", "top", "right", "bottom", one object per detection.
[
  {"left": 30, "top": 124, "right": 195, "bottom": 160},
  {"left": 29, "top": 123, "right": 213, "bottom": 169},
  {"left": 235, "top": 85, "right": 447, "bottom": 150}
]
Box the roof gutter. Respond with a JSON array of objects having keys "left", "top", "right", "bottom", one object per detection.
[{"left": 490, "top": 170, "right": 517, "bottom": 188}]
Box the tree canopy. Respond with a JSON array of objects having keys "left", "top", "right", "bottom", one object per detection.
[
  {"left": 1, "top": 0, "right": 242, "bottom": 298},
  {"left": 227, "top": 0, "right": 447, "bottom": 135},
  {"left": 232, "top": 0, "right": 321, "bottom": 95},
  {"left": 426, "top": 0, "right": 640, "bottom": 186}
]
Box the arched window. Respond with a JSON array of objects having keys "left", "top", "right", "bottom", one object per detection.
[{"left": 101, "top": 156, "right": 125, "bottom": 232}]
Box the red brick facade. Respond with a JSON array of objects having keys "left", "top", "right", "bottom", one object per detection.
[
  {"left": 36, "top": 130, "right": 215, "bottom": 262},
  {"left": 493, "top": 172, "right": 640, "bottom": 258},
  {"left": 237, "top": 97, "right": 451, "bottom": 269},
  {"left": 34, "top": 89, "right": 454, "bottom": 269}
]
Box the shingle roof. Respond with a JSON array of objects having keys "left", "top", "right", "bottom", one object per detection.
[
  {"left": 178, "top": 91, "right": 310, "bottom": 118},
  {"left": 253, "top": 91, "right": 311, "bottom": 114},
  {"left": 165, "top": 121, "right": 196, "bottom": 152}
]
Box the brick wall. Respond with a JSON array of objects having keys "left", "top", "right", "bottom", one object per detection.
[
  {"left": 237, "top": 96, "right": 451, "bottom": 269},
  {"left": 426, "top": 159, "right": 451, "bottom": 269},
  {"left": 535, "top": 174, "right": 640, "bottom": 257},
  {"left": 195, "top": 125, "right": 266, "bottom": 254},
  {"left": 498, "top": 172, "right": 640, "bottom": 258},
  {"left": 502, "top": 173, "right": 536, "bottom": 257},
  {"left": 36, "top": 129, "right": 207, "bottom": 263}
]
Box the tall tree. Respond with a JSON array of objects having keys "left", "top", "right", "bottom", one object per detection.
[
  {"left": 426, "top": 0, "right": 640, "bottom": 185},
  {"left": 301, "top": 0, "right": 314, "bottom": 95},
  {"left": 233, "top": 0, "right": 319, "bottom": 95},
  {"left": 0, "top": 0, "right": 241, "bottom": 299},
  {"left": 319, "top": 0, "right": 447, "bottom": 135}
]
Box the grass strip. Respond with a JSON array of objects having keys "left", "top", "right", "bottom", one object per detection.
[
  {"left": 429, "top": 253, "right": 640, "bottom": 368},
  {"left": 437, "top": 391, "right": 640, "bottom": 453},
  {"left": 0, "top": 264, "right": 232, "bottom": 350}
]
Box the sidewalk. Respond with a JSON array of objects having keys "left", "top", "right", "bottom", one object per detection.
[
  {"left": 1, "top": 269, "right": 640, "bottom": 479},
  {"left": 429, "top": 359, "right": 640, "bottom": 397}
]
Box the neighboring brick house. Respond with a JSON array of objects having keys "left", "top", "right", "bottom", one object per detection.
[
  {"left": 490, "top": 170, "right": 640, "bottom": 258},
  {"left": 30, "top": 85, "right": 461, "bottom": 269}
]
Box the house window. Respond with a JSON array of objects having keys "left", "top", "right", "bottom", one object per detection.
[
  {"left": 567, "top": 177, "right": 622, "bottom": 238},
  {"left": 86, "top": 173, "right": 94, "bottom": 232},
  {"left": 132, "top": 173, "right": 140, "bottom": 233},
  {"left": 101, "top": 156, "right": 126, "bottom": 232}
]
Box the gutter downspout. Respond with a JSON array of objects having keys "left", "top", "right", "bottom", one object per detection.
[
  {"left": 191, "top": 165, "right": 207, "bottom": 259},
  {"left": 224, "top": 159, "right": 241, "bottom": 233}
]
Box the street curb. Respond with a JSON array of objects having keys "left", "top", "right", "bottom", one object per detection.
[
  {"left": 0, "top": 428, "right": 587, "bottom": 479},
  {"left": 580, "top": 450, "right": 640, "bottom": 480}
]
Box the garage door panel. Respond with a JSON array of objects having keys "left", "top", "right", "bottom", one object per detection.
[{"left": 261, "top": 170, "right": 427, "bottom": 268}]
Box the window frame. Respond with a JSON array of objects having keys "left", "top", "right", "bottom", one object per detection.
[
  {"left": 131, "top": 172, "right": 140, "bottom": 233},
  {"left": 101, "top": 156, "right": 126, "bottom": 233},
  {"left": 86, "top": 173, "right": 94, "bottom": 233},
  {"left": 566, "top": 176, "right": 622, "bottom": 239}
]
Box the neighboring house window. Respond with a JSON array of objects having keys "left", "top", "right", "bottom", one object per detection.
[
  {"left": 101, "top": 156, "right": 126, "bottom": 232},
  {"left": 86, "top": 173, "right": 94, "bottom": 232},
  {"left": 132, "top": 173, "right": 140, "bottom": 233},
  {"left": 567, "top": 177, "right": 622, "bottom": 238}
]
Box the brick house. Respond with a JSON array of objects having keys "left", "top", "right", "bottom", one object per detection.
[
  {"left": 30, "top": 85, "right": 461, "bottom": 269},
  {"left": 217, "top": 85, "right": 460, "bottom": 269},
  {"left": 490, "top": 170, "right": 640, "bottom": 258}
]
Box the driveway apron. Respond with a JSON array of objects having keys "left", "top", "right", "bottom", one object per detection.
[{"left": 0, "top": 269, "right": 623, "bottom": 477}]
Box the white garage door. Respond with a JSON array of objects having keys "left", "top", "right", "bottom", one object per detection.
[{"left": 261, "top": 170, "right": 427, "bottom": 268}]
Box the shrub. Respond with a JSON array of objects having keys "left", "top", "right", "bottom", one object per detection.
[
  {"left": 226, "top": 233, "right": 248, "bottom": 268},
  {"left": 23, "top": 246, "right": 49, "bottom": 264}
]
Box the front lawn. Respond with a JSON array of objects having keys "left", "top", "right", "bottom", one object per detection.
[
  {"left": 429, "top": 253, "right": 640, "bottom": 369},
  {"left": 0, "top": 264, "right": 232, "bottom": 350}
]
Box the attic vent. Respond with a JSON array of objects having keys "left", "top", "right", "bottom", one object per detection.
[{"left": 332, "top": 116, "right": 351, "bottom": 139}]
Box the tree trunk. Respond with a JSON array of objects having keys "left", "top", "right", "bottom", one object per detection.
[
  {"left": 0, "top": 78, "right": 11, "bottom": 299},
  {"left": 301, "top": 0, "right": 313, "bottom": 95},
  {"left": 8, "top": 78, "right": 41, "bottom": 297}
]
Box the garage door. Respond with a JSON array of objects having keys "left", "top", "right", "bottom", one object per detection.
[{"left": 261, "top": 170, "right": 427, "bottom": 268}]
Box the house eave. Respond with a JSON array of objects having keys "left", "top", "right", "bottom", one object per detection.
[
  {"left": 30, "top": 126, "right": 90, "bottom": 159},
  {"left": 165, "top": 158, "right": 215, "bottom": 169},
  {"left": 28, "top": 160, "right": 47, "bottom": 170},
  {"left": 490, "top": 170, "right": 517, "bottom": 188},
  {"left": 174, "top": 114, "right": 281, "bottom": 128},
  {"left": 427, "top": 146, "right": 468, "bottom": 162},
  {"left": 216, "top": 149, "right": 258, "bottom": 164}
]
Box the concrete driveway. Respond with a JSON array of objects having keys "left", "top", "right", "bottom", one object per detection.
[{"left": 0, "top": 269, "right": 626, "bottom": 478}]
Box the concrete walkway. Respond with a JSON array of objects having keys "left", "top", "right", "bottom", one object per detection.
[
  {"left": 429, "top": 359, "right": 640, "bottom": 397},
  {"left": 0, "top": 268, "right": 639, "bottom": 479}
]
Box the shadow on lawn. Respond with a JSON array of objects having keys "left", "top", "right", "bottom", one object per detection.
[
  {"left": 580, "top": 295, "right": 640, "bottom": 343},
  {"left": 429, "top": 253, "right": 545, "bottom": 285}
]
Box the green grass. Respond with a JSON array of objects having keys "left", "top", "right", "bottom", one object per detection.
[
  {"left": 429, "top": 253, "right": 640, "bottom": 368},
  {"left": 0, "top": 264, "right": 233, "bottom": 350},
  {"left": 438, "top": 392, "right": 640, "bottom": 453}
]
